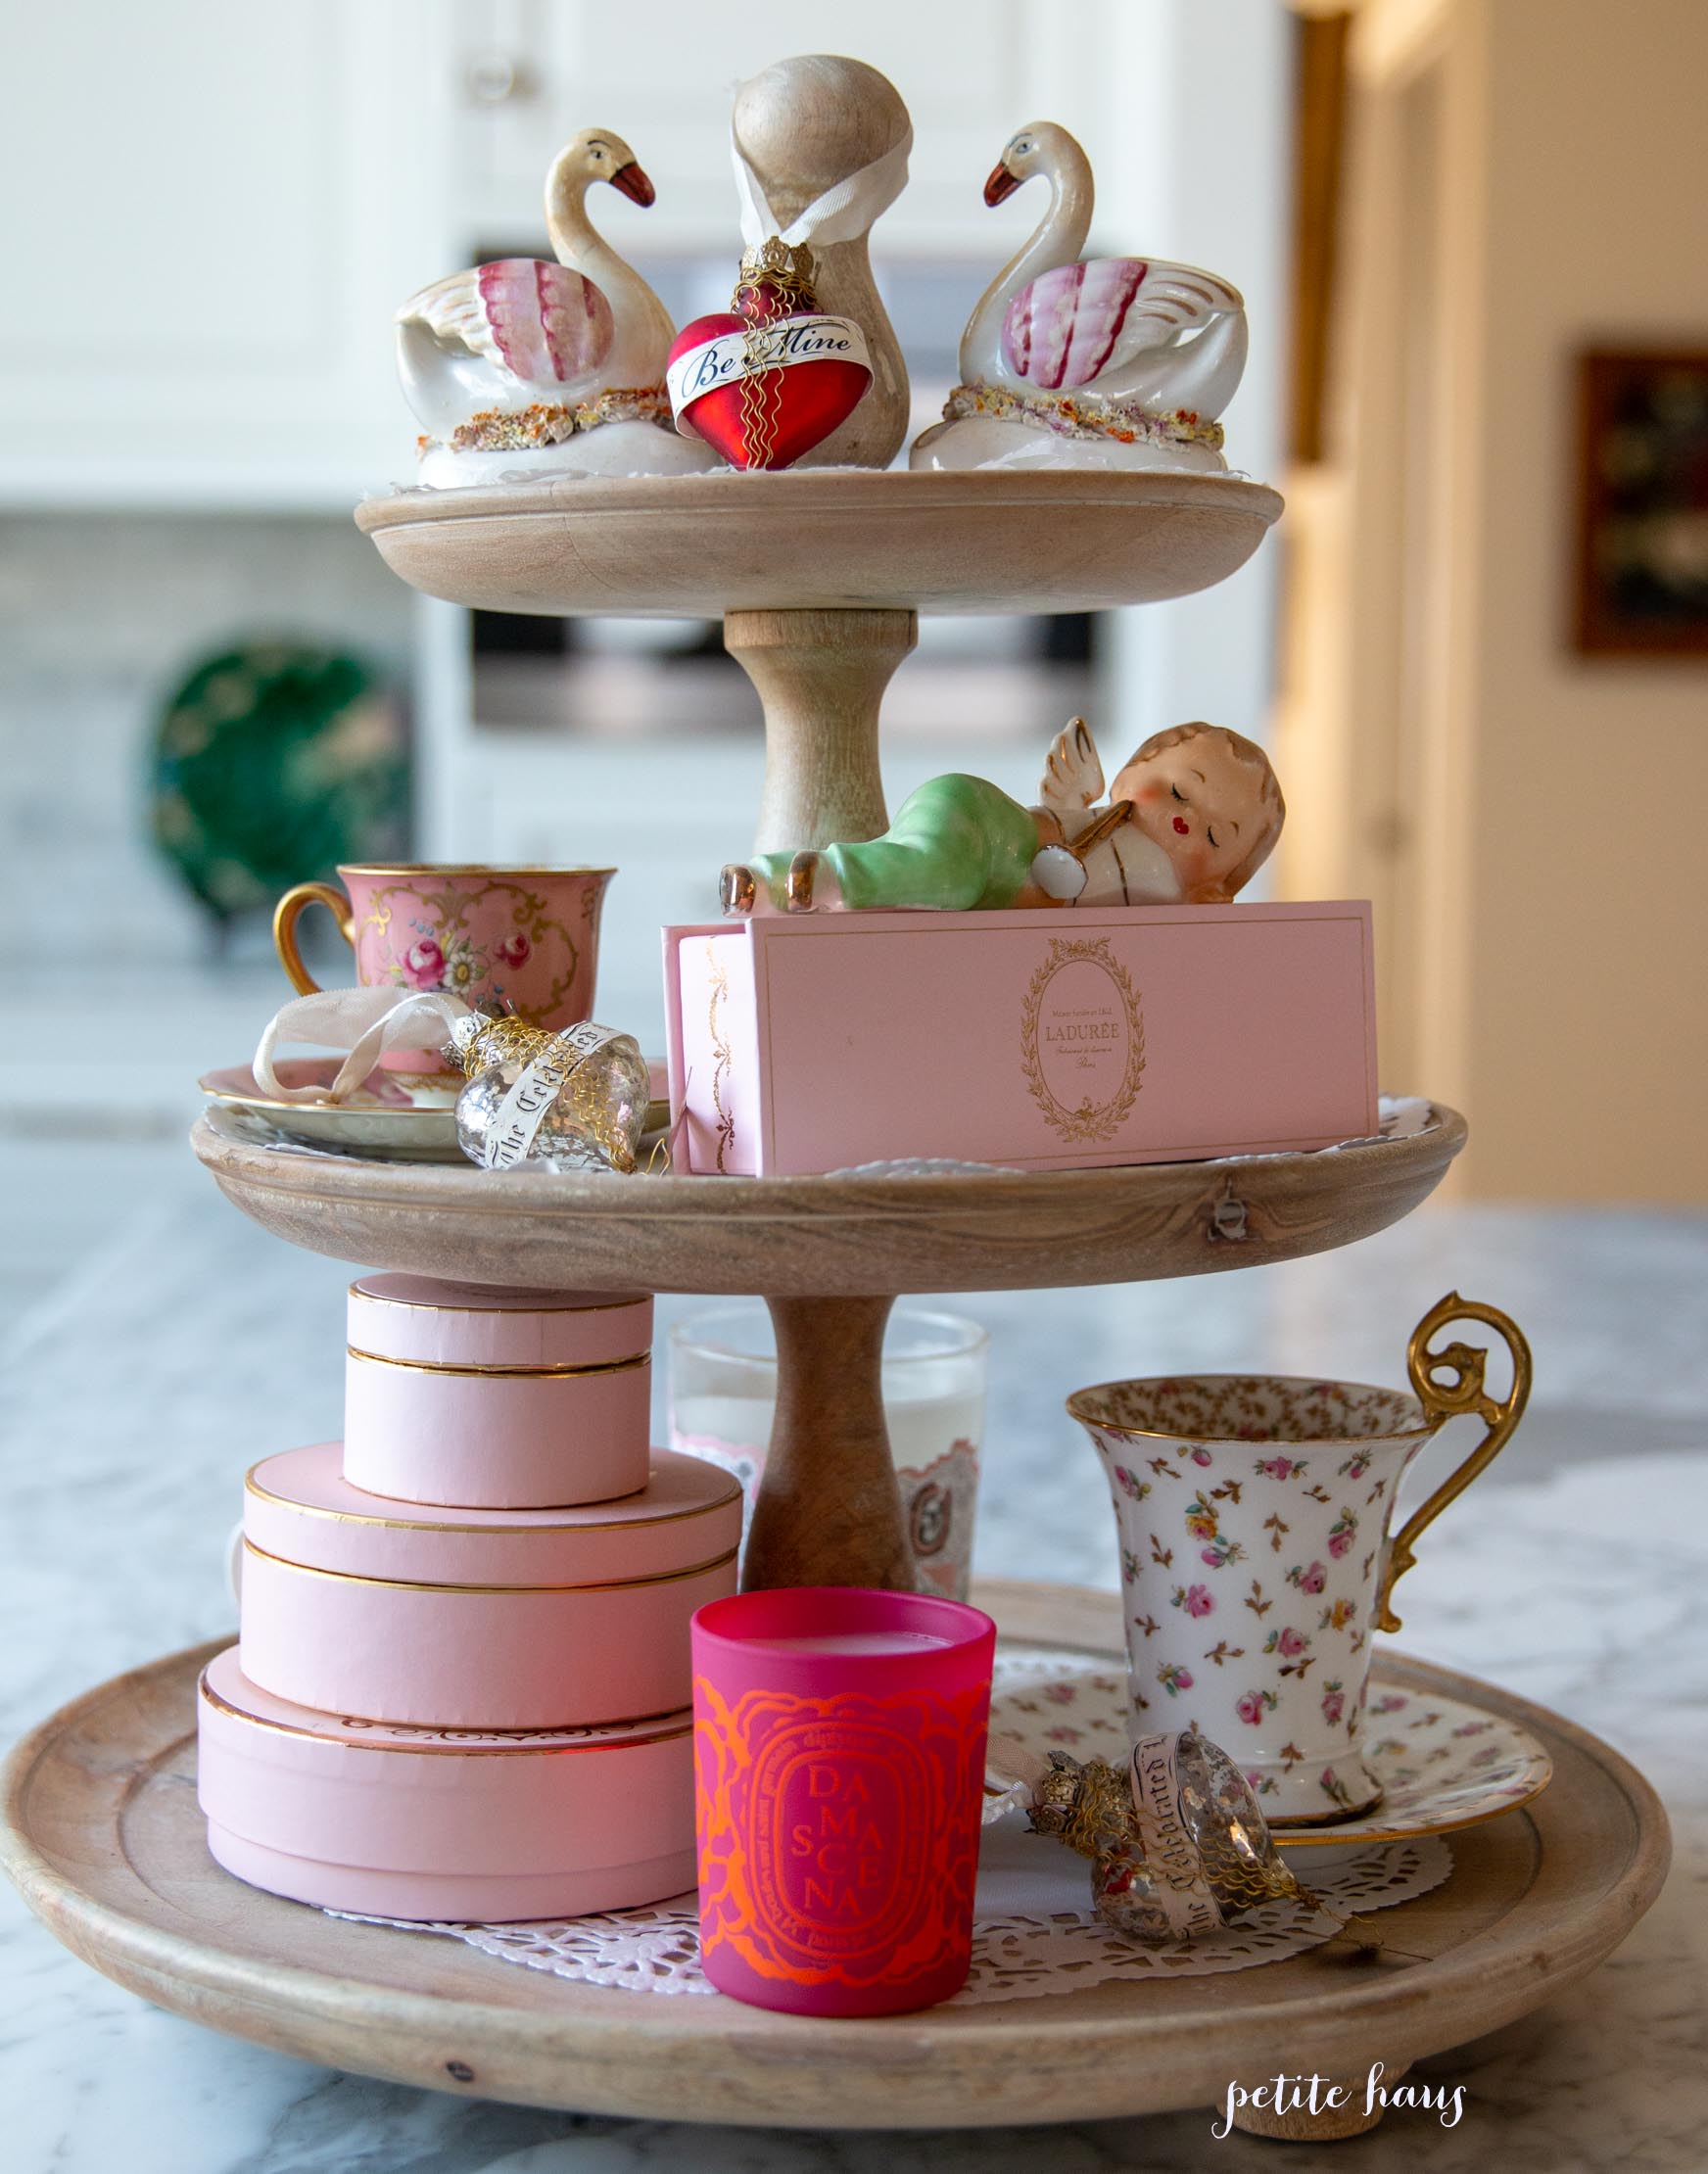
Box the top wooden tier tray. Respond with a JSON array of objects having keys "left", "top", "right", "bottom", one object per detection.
[
  {"left": 355, "top": 468, "right": 1283, "bottom": 621},
  {"left": 356, "top": 469, "right": 1284, "bottom": 851}
]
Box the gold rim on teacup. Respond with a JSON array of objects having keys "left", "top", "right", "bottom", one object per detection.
[{"left": 1066, "top": 1376, "right": 1430, "bottom": 1445}]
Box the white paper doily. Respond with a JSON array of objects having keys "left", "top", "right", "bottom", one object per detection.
[{"left": 330, "top": 1650, "right": 1453, "bottom": 2003}]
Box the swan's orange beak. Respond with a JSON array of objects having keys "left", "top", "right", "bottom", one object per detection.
[
  {"left": 984, "top": 162, "right": 1020, "bottom": 207},
  {"left": 610, "top": 161, "right": 655, "bottom": 208}
]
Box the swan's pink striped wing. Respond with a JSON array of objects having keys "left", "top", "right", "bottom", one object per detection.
[
  {"left": 1002, "top": 258, "right": 1243, "bottom": 391},
  {"left": 1003, "top": 260, "right": 1151, "bottom": 390},
  {"left": 475, "top": 259, "right": 613, "bottom": 385}
]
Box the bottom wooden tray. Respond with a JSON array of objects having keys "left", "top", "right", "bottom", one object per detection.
[{"left": 0, "top": 1582, "right": 1669, "bottom": 2135}]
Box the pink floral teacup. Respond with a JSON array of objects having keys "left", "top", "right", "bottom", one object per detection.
[
  {"left": 274, "top": 863, "right": 614, "bottom": 1094},
  {"left": 1068, "top": 1294, "right": 1531, "bottom": 1823}
]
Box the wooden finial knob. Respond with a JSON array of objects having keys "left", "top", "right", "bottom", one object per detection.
[{"left": 732, "top": 54, "right": 912, "bottom": 468}]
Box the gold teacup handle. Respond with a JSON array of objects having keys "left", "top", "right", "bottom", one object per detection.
[
  {"left": 1376, "top": 1291, "right": 1533, "bottom": 1633},
  {"left": 272, "top": 881, "right": 355, "bottom": 996}
]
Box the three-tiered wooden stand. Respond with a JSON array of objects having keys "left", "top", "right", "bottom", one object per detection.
[{"left": 0, "top": 422, "right": 1667, "bottom": 2143}]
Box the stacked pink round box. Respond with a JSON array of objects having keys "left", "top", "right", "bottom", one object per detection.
[{"left": 197, "top": 1275, "right": 741, "bottom": 1918}]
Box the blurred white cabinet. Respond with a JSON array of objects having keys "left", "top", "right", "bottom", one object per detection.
[
  {"left": 0, "top": 0, "right": 451, "bottom": 506},
  {"left": 443, "top": 0, "right": 1093, "bottom": 253}
]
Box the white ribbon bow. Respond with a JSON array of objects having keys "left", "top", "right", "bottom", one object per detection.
[
  {"left": 253, "top": 987, "right": 476, "bottom": 1104},
  {"left": 730, "top": 124, "right": 913, "bottom": 251}
]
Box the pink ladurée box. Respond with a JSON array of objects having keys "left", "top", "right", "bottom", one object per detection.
[
  {"left": 663, "top": 902, "right": 1378, "bottom": 1176},
  {"left": 343, "top": 1275, "right": 652, "bottom": 1508},
  {"left": 198, "top": 1648, "right": 696, "bottom": 1919},
  {"left": 241, "top": 1441, "right": 740, "bottom": 1727}
]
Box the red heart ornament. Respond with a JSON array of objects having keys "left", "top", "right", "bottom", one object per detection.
[{"left": 667, "top": 309, "right": 871, "bottom": 471}]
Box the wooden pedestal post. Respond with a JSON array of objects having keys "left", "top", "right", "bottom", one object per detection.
[
  {"left": 741, "top": 1294, "right": 915, "bottom": 1593},
  {"left": 725, "top": 607, "right": 917, "bottom": 853}
]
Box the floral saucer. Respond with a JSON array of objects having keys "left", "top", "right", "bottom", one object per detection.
[
  {"left": 200, "top": 1063, "right": 465, "bottom": 1161},
  {"left": 989, "top": 1649, "right": 1552, "bottom": 1850}
]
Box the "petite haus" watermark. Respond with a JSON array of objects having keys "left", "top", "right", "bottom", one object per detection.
[{"left": 1211, "top": 2061, "right": 1466, "bottom": 2138}]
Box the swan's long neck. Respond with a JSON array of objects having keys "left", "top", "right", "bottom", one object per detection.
[
  {"left": 960, "top": 143, "right": 1095, "bottom": 386},
  {"left": 546, "top": 178, "right": 674, "bottom": 385}
]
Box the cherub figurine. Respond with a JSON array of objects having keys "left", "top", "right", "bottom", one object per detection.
[{"left": 719, "top": 719, "right": 1284, "bottom": 917}]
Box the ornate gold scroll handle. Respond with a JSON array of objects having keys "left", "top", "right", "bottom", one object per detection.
[
  {"left": 1375, "top": 1291, "right": 1534, "bottom": 1634},
  {"left": 272, "top": 881, "right": 355, "bottom": 996}
]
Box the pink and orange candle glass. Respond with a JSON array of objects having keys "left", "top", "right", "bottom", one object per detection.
[{"left": 690, "top": 1586, "right": 996, "bottom": 2016}]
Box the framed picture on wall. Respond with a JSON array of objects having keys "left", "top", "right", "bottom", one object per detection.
[{"left": 1573, "top": 349, "right": 1708, "bottom": 655}]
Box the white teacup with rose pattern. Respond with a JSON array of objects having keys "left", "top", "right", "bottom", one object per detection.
[{"left": 1068, "top": 1294, "right": 1531, "bottom": 1823}]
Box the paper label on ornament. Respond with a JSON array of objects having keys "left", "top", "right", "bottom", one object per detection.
[
  {"left": 666, "top": 315, "right": 872, "bottom": 422},
  {"left": 1127, "top": 1736, "right": 1227, "bottom": 1938},
  {"left": 481, "top": 1021, "right": 623, "bottom": 1170}
]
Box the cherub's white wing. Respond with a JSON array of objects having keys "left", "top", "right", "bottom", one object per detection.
[{"left": 1038, "top": 717, "right": 1105, "bottom": 810}]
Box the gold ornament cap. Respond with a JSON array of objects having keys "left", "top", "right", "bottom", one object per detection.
[{"left": 735, "top": 236, "right": 820, "bottom": 311}]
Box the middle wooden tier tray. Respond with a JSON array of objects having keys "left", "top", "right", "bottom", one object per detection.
[
  {"left": 191, "top": 1103, "right": 1461, "bottom": 1297},
  {"left": 191, "top": 1102, "right": 1463, "bottom": 1590}
]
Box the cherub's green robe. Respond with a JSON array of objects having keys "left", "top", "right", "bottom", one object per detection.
[{"left": 749, "top": 773, "right": 1040, "bottom": 911}]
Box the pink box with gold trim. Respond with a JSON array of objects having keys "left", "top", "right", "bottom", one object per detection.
[
  {"left": 240, "top": 1441, "right": 740, "bottom": 1728},
  {"left": 198, "top": 1648, "right": 696, "bottom": 1920},
  {"left": 343, "top": 1275, "right": 652, "bottom": 1509},
  {"left": 663, "top": 902, "right": 1378, "bottom": 1176}
]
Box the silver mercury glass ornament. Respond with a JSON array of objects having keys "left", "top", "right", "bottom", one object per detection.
[
  {"left": 449, "top": 1013, "right": 650, "bottom": 1173},
  {"left": 1025, "top": 1726, "right": 1336, "bottom": 1945}
]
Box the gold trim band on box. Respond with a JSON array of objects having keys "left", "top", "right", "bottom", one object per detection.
[
  {"left": 350, "top": 1282, "right": 649, "bottom": 1316},
  {"left": 199, "top": 1670, "right": 692, "bottom": 1757},
  {"left": 345, "top": 1345, "right": 650, "bottom": 1380},
  {"left": 241, "top": 1536, "right": 737, "bottom": 1595},
  {"left": 243, "top": 1458, "right": 743, "bottom": 1534}
]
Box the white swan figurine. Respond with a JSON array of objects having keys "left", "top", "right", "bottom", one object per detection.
[
  {"left": 911, "top": 121, "right": 1248, "bottom": 475},
  {"left": 397, "top": 128, "right": 719, "bottom": 486}
]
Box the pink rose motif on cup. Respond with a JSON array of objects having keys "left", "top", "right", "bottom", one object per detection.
[
  {"left": 1268, "top": 1626, "right": 1307, "bottom": 1658},
  {"left": 1320, "top": 1679, "right": 1346, "bottom": 1726},
  {"left": 1235, "top": 1688, "right": 1280, "bottom": 1725},
  {"left": 1157, "top": 1662, "right": 1195, "bottom": 1697},
  {"left": 1338, "top": 1451, "right": 1372, "bottom": 1480},
  {"left": 1327, "top": 1507, "right": 1359, "bottom": 1558},
  {"left": 1287, "top": 1560, "right": 1328, "bottom": 1595},
  {"left": 1256, "top": 1455, "right": 1307, "bottom": 1481},
  {"left": 401, "top": 936, "right": 446, "bottom": 990},
  {"left": 495, "top": 930, "right": 532, "bottom": 969},
  {"left": 1171, "top": 1583, "right": 1215, "bottom": 1618},
  {"left": 1112, "top": 1465, "right": 1151, "bottom": 1502},
  {"left": 1189, "top": 1447, "right": 1213, "bottom": 1467}
]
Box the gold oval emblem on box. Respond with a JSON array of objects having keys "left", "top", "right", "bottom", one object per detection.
[{"left": 1020, "top": 936, "right": 1146, "bottom": 1145}]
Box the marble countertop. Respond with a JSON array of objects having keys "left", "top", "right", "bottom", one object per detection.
[{"left": 2, "top": 1135, "right": 1704, "bottom": 2172}]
